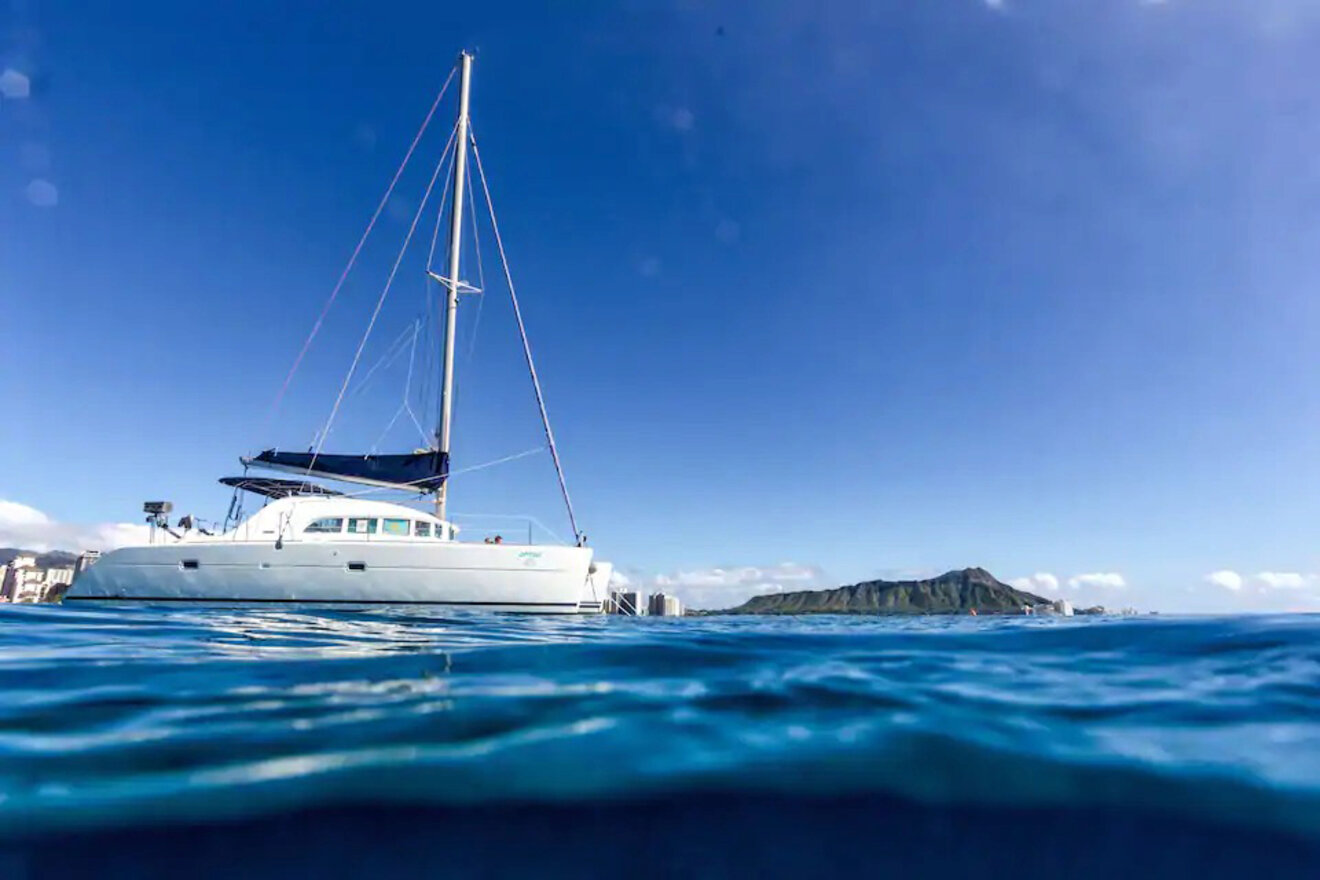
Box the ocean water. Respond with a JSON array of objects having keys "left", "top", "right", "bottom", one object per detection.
[{"left": 0, "top": 605, "right": 1317, "bottom": 878}]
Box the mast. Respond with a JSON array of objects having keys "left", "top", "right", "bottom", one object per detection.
[{"left": 435, "top": 50, "right": 473, "bottom": 519}]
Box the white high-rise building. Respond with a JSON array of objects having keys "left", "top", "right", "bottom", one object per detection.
[
  {"left": 42, "top": 567, "right": 75, "bottom": 601},
  {"left": 2, "top": 556, "right": 37, "bottom": 602},
  {"left": 3, "top": 557, "right": 48, "bottom": 603},
  {"left": 45, "top": 568, "right": 74, "bottom": 587},
  {"left": 74, "top": 550, "right": 102, "bottom": 579},
  {"left": 647, "top": 592, "right": 683, "bottom": 617},
  {"left": 2, "top": 558, "right": 78, "bottom": 603}
]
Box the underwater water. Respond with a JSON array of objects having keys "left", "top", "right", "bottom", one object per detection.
[{"left": 0, "top": 604, "right": 1317, "bottom": 878}]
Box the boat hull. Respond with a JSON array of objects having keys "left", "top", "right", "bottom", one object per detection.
[{"left": 65, "top": 541, "right": 599, "bottom": 614}]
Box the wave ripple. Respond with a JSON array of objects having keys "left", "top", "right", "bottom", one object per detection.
[{"left": 1, "top": 605, "right": 1318, "bottom": 877}]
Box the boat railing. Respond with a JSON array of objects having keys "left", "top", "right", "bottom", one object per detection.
[{"left": 448, "top": 512, "right": 571, "bottom": 546}]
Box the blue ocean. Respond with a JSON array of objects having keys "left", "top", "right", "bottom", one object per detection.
[{"left": 1, "top": 605, "right": 1317, "bottom": 878}]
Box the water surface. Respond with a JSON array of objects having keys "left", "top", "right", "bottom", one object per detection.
[{"left": 1, "top": 604, "right": 1317, "bottom": 877}]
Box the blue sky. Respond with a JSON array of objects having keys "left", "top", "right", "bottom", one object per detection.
[{"left": 3, "top": 0, "right": 1318, "bottom": 610}]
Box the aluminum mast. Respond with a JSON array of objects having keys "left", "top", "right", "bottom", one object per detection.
[{"left": 434, "top": 50, "right": 473, "bottom": 519}]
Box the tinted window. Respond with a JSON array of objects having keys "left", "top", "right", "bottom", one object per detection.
[
  {"left": 414, "top": 521, "right": 432, "bottom": 537},
  {"left": 383, "top": 518, "right": 410, "bottom": 536},
  {"left": 347, "top": 518, "right": 378, "bottom": 534},
  {"left": 305, "top": 517, "right": 344, "bottom": 534}
]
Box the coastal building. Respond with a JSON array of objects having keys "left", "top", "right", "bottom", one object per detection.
[
  {"left": 2, "top": 555, "right": 36, "bottom": 602},
  {"left": 4, "top": 556, "right": 47, "bottom": 603},
  {"left": 45, "top": 567, "right": 74, "bottom": 588},
  {"left": 42, "top": 567, "right": 75, "bottom": 601},
  {"left": 74, "top": 550, "right": 102, "bottom": 579},
  {"left": 2, "top": 557, "right": 79, "bottom": 603},
  {"left": 648, "top": 593, "right": 683, "bottom": 617},
  {"left": 609, "top": 590, "right": 645, "bottom": 616},
  {"left": 1029, "top": 599, "right": 1075, "bottom": 617}
]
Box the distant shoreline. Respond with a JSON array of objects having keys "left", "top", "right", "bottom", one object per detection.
[{"left": 694, "top": 567, "right": 1107, "bottom": 617}]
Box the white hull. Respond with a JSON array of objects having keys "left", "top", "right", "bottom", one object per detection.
[{"left": 66, "top": 540, "right": 599, "bottom": 614}]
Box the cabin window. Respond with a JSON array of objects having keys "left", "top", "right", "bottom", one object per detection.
[
  {"left": 382, "top": 518, "right": 410, "bottom": 536},
  {"left": 414, "top": 521, "right": 432, "bottom": 538},
  {"left": 304, "top": 517, "right": 344, "bottom": 534},
  {"left": 347, "top": 518, "right": 378, "bottom": 535}
]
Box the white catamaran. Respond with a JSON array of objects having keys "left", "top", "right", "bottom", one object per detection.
[{"left": 67, "top": 52, "right": 610, "bottom": 613}]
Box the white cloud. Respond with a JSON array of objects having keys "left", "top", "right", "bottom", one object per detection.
[
  {"left": 0, "top": 499, "right": 148, "bottom": 553},
  {"left": 1206, "top": 570, "right": 1244, "bottom": 592},
  {"left": 983, "top": 0, "right": 1006, "bottom": 10},
  {"left": 0, "top": 500, "right": 50, "bottom": 529},
  {"left": 1255, "top": 572, "right": 1310, "bottom": 591},
  {"left": 1010, "top": 572, "right": 1059, "bottom": 594},
  {"left": 25, "top": 179, "right": 58, "bottom": 208},
  {"left": 646, "top": 562, "right": 825, "bottom": 609},
  {"left": 0, "top": 68, "right": 30, "bottom": 99},
  {"left": 1190, "top": 570, "right": 1320, "bottom": 610},
  {"left": 653, "top": 104, "right": 695, "bottom": 133},
  {"left": 1068, "top": 572, "right": 1127, "bottom": 591}
]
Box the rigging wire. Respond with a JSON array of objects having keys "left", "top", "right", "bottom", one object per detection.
[
  {"left": 425, "top": 140, "right": 455, "bottom": 272},
  {"left": 428, "top": 139, "right": 458, "bottom": 417},
  {"left": 345, "top": 321, "right": 419, "bottom": 402},
  {"left": 445, "top": 153, "right": 489, "bottom": 420},
  {"left": 401, "top": 318, "right": 429, "bottom": 444},
  {"left": 353, "top": 132, "right": 458, "bottom": 444},
  {"left": 369, "top": 403, "right": 408, "bottom": 455},
  {"left": 469, "top": 127, "right": 583, "bottom": 544},
  {"left": 265, "top": 66, "right": 457, "bottom": 431},
  {"left": 365, "top": 320, "right": 426, "bottom": 452},
  {"left": 416, "top": 282, "right": 437, "bottom": 442},
  {"left": 463, "top": 154, "right": 488, "bottom": 364},
  {"left": 331, "top": 445, "right": 548, "bottom": 499},
  {"left": 415, "top": 128, "right": 460, "bottom": 443},
  {"left": 308, "top": 120, "right": 459, "bottom": 472}
]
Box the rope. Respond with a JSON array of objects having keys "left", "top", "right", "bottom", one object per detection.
[
  {"left": 309, "top": 121, "right": 459, "bottom": 471},
  {"left": 469, "top": 129, "right": 583, "bottom": 544},
  {"left": 266, "top": 67, "right": 456, "bottom": 427}
]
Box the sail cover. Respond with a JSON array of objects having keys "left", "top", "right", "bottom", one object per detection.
[{"left": 245, "top": 449, "right": 449, "bottom": 492}]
